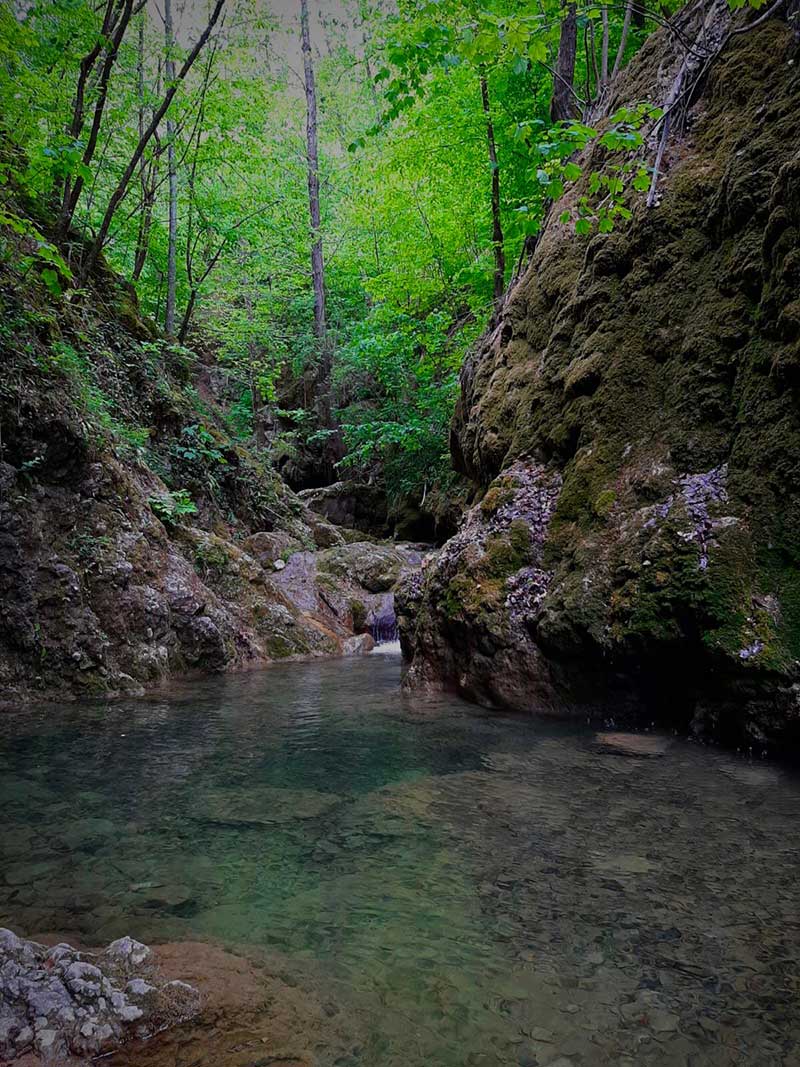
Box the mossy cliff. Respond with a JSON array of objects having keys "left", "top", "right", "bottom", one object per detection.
[
  {"left": 0, "top": 203, "right": 398, "bottom": 703},
  {"left": 398, "top": 9, "right": 800, "bottom": 746}
]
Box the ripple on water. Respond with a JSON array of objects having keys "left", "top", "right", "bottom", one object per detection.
[{"left": 1, "top": 654, "right": 800, "bottom": 1066}]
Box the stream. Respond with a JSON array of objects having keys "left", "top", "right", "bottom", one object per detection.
[{"left": 1, "top": 647, "right": 800, "bottom": 1066}]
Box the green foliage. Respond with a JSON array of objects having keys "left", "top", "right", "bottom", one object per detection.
[
  {"left": 335, "top": 306, "right": 473, "bottom": 501},
  {"left": 3, "top": 0, "right": 764, "bottom": 511},
  {"left": 174, "top": 424, "right": 227, "bottom": 466},
  {"left": 149, "top": 488, "right": 198, "bottom": 527}
]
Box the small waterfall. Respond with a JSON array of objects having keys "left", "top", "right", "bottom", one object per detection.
[
  {"left": 370, "top": 617, "right": 399, "bottom": 644},
  {"left": 367, "top": 593, "right": 398, "bottom": 645}
]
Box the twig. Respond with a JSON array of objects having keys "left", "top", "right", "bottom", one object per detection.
[
  {"left": 731, "top": 0, "right": 786, "bottom": 32},
  {"left": 646, "top": 70, "right": 681, "bottom": 206}
]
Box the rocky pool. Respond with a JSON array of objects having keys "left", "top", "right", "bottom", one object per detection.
[{"left": 1, "top": 647, "right": 799, "bottom": 1066}]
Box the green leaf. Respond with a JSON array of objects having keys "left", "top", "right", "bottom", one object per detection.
[
  {"left": 562, "top": 162, "right": 582, "bottom": 182},
  {"left": 575, "top": 218, "right": 591, "bottom": 235},
  {"left": 41, "top": 268, "right": 62, "bottom": 296},
  {"left": 528, "top": 38, "right": 548, "bottom": 64}
]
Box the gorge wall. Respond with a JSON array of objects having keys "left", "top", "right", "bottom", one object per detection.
[
  {"left": 398, "top": 7, "right": 800, "bottom": 746},
  {"left": 0, "top": 231, "right": 414, "bottom": 704}
]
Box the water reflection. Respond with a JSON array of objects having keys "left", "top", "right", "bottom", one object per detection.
[{"left": 1, "top": 651, "right": 800, "bottom": 1065}]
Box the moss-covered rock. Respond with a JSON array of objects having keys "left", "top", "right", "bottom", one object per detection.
[{"left": 400, "top": 15, "right": 800, "bottom": 748}]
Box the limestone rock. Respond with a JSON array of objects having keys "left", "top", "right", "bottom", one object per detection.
[
  {"left": 0, "top": 929, "right": 201, "bottom": 1064},
  {"left": 399, "top": 15, "right": 800, "bottom": 747}
]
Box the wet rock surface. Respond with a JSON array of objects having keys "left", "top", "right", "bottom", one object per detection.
[
  {"left": 0, "top": 929, "right": 200, "bottom": 1065},
  {"left": 272, "top": 540, "right": 426, "bottom": 647},
  {"left": 0, "top": 447, "right": 423, "bottom": 703},
  {"left": 401, "top": 16, "right": 800, "bottom": 746}
]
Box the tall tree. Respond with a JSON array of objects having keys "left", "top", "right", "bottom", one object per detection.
[
  {"left": 83, "top": 0, "right": 226, "bottom": 276},
  {"left": 58, "top": 0, "right": 138, "bottom": 237},
  {"left": 164, "top": 0, "right": 178, "bottom": 336},
  {"left": 550, "top": 2, "right": 579, "bottom": 123},
  {"left": 132, "top": 14, "right": 160, "bottom": 284},
  {"left": 299, "top": 0, "right": 330, "bottom": 403},
  {"left": 479, "top": 72, "right": 505, "bottom": 304}
]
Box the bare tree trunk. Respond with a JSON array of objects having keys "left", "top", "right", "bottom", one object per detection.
[
  {"left": 164, "top": 0, "right": 178, "bottom": 336},
  {"left": 601, "top": 6, "right": 610, "bottom": 86},
  {"left": 550, "top": 3, "right": 579, "bottom": 123},
  {"left": 479, "top": 73, "right": 505, "bottom": 304},
  {"left": 300, "top": 0, "right": 329, "bottom": 404},
  {"left": 242, "top": 278, "right": 265, "bottom": 448},
  {"left": 612, "top": 0, "right": 635, "bottom": 78},
  {"left": 59, "top": 0, "right": 136, "bottom": 236},
  {"left": 54, "top": 0, "right": 117, "bottom": 217},
  {"left": 178, "top": 289, "right": 197, "bottom": 344},
  {"left": 132, "top": 18, "right": 158, "bottom": 283},
  {"left": 83, "top": 0, "right": 226, "bottom": 277}
]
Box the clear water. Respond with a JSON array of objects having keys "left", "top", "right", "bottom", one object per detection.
[{"left": 2, "top": 650, "right": 800, "bottom": 1066}]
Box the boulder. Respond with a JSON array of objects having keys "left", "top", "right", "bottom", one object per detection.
[{"left": 0, "top": 929, "right": 200, "bottom": 1064}]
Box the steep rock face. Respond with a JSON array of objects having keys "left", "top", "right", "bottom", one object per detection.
[
  {"left": 400, "top": 15, "right": 800, "bottom": 745},
  {"left": 0, "top": 447, "right": 395, "bottom": 702},
  {"left": 0, "top": 226, "right": 401, "bottom": 703}
]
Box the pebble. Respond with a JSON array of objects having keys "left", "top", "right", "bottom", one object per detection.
[{"left": 649, "top": 1010, "right": 680, "bottom": 1033}]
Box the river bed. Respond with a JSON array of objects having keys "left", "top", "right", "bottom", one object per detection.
[{"left": 1, "top": 648, "right": 799, "bottom": 1066}]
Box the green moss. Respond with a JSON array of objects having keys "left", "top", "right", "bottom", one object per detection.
[
  {"left": 265, "top": 633, "right": 296, "bottom": 658},
  {"left": 441, "top": 519, "right": 532, "bottom": 623},
  {"left": 479, "top": 478, "right": 516, "bottom": 517},
  {"left": 350, "top": 599, "right": 367, "bottom": 631},
  {"left": 442, "top": 572, "right": 504, "bottom": 621},
  {"left": 593, "top": 488, "right": 616, "bottom": 518},
  {"left": 483, "top": 520, "right": 531, "bottom": 580}
]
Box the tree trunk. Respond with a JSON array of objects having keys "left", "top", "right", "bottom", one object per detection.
[
  {"left": 83, "top": 0, "right": 226, "bottom": 277},
  {"left": 600, "top": 6, "right": 609, "bottom": 86},
  {"left": 132, "top": 16, "right": 157, "bottom": 284},
  {"left": 479, "top": 74, "right": 505, "bottom": 304},
  {"left": 550, "top": 2, "right": 578, "bottom": 123},
  {"left": 59, "top": 0, "right": 136, "bottom": 236},
  {"left": 164, "top": 0, "right": 178, "bottom": 336},
  {"left": 612, "top": 0, "right": 635, "bottom": 78},
  {"left": 300, "top": 0, "right": 329, "bottom": 404},
  {"left": 178, "top": 289, "right": 197, "bottom": 344}
]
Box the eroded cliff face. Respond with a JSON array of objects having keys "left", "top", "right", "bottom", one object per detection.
[
  {"left": 0, "top": 229, "right": 412, "bottom": 704},
  {"left": 399, "top": 14, "right": 800, "bottom": 745}
]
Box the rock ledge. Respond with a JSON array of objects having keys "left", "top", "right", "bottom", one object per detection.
[{"left": 0, "top": 928, "right": 200, "bottom": 1065}]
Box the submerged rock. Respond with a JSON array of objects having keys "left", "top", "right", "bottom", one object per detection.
[
  {"left": 594, "top": 733, "right": 671, "bottom": 759},
  {"left": 0, "top": 928, "right": 200, "bottom": 1064}
]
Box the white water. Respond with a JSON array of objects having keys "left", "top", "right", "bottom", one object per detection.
[{"left": 369, "top": 638, "right": 402, "bottom": 655}]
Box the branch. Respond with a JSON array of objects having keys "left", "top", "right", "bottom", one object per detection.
[{"left": 84, "top": 0, "right": 227, "bottom": 274}]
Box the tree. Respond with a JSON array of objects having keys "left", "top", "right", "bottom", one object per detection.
[
  {"left": 82, "top": 0, "right": 226, "bottom": 276},
  {"left": 131, "top": 12, "right": 161, "bottom": 284},
  {"left": 57, "top": 0, "right": 139, "bottom": 237},
  {"left": 479, "top": 72, "right": 505, "bottom": 304},
  {"left": 299, "top": 0, "right": 330, "bottom": 408},
  {"left": 164, "top": 0, "right": 178, "bottom": 336},
  {"left": 550, "top": 2, "right": 579, "bottom": 123}
]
